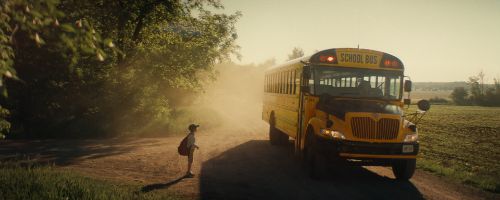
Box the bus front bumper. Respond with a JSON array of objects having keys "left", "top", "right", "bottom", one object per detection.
[{"left": 316, "top": 138, "right": 419, "bottom": 160}]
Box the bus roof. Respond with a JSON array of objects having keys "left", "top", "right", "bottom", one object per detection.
[{"left": 267, "top": 48, "right": 404, "bottom": 72}]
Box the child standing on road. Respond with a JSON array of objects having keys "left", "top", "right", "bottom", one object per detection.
[{"left": 186, "top": 124, "right": 200, "bottom": 177}]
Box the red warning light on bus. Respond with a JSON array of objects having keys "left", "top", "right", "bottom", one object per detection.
[
  {"left": 319, "top": 55, "right": 336, "bottom": 63},
  {"left": 384, "top": 59, "right": 400, "bottom": 68},
  {"left": 327, "top": 56, "right": 335, "bottom": 62}
]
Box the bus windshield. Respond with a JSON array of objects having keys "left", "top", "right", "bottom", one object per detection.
[{"left": 313, "top": 66, "right": 403, "bottom": 100}]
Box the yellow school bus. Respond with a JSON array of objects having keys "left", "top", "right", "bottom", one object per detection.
[{"left": 262, "top": 48, "right": 430, "bottom": 180}]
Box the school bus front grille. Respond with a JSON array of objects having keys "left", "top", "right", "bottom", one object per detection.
[{"left": 351, "top": 117, "right": 399, "bottom": 140}]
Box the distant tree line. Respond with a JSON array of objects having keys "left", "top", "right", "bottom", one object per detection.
[
  {"left": 414, "top": 82, "right": 468, "bottom": 91},
  {"left": 0, "top": 0, "right": 240, "bottom": 138},
  {"left": 450, "top": 71, "right": 500, "bottom": 106}
]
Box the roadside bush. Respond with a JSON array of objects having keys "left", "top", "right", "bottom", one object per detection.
[{"left": 450, "top": 87, "right": 469, "bottom": 105}]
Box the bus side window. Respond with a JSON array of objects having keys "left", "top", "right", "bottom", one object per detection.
[
  {"left": 270, "top": 74, "right": 273, "bottom": 93},
  {"left": 272, "top": 74, "right": 276, "bottom": 93},
  {"left": 281, "top": 71, "right": 284, "bottom": 94},
  {"left": 265, "top": 75, "right": 267, "bottom": 92},
  {"left": 275, "top": 73, "right": 278, "bottom": 93},
  {"left": 281, "top": 72, "right": 284, "bottom": 94},
  {"left": 284, "top": 71, "right": 287, "bottom": 94},
  {"left": 292, "top": 70, "right": 296, "bottom": 95},
  {"left": 276, "top": 73, "right": 279, "bottom": 94},
  {"left": 286, "top": 71, "right": 292, "bottom": 94},
  {"left": 266, "top": 75, "right": 269, "bottom": 92},
  {"left": 295, "top": 69, "right": 300, "bottom": 95}
]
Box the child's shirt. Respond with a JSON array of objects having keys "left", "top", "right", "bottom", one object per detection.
[{"left": 186, "top": 132, "right": 196, "bottom": 149}]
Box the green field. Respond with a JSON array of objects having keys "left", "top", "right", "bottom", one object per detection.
[{"left": 412, "top": 105, "right": 500, "bottom": 193}]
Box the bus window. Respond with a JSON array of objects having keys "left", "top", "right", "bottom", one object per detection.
[
  {"left": 370, "top": 76, "right": 377, "bottom": 88},
  {"left": 283, "top": 72, "right": 286, "bottom": 94},
  {"left": 288, "top": 71, "right": 291, "bottom": 94},
  {"left": 295, "top": 69, "right": 301, "bottom": 94},
  {"left": 265, "top": 75, "right": 267, "bottom": 92},
  {"left": 278, "top": 72, "right": 281, "bottom": 94},
  {"left": 314, "top": 67, "right": 403, "bottom": 100},
  {"left": 278, "top": 72, "right": 281, "bottom": 93},
  {"left": 282, "top": 72, "right": 285, "bottom": 94},
  {"left": 274, "top": 74, "right": 277, "bottom": 93},
  {"left": 286, "top": 71, "right": 289, "bottom": 94}
]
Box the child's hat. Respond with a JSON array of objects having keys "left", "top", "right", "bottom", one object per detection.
[{"left": 188, "top": 124, "right": 199, "bottom": 130}]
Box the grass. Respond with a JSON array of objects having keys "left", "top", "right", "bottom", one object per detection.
[
  {"left": 0, "top": 162, "right": 180, "bottom": 200},
  {"left": 410, "top": 105, "right": 500, "bottom": 193}
]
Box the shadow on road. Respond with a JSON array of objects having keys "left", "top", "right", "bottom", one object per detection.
[
  {"left": 200, "top": 140, "right": 424, "bottom": 200},
  {"left": 0, "top": 139, "right": 153, "bottom": 165},
  {"left": 141, "top": 176, "right": 187, "bottom": 193}
]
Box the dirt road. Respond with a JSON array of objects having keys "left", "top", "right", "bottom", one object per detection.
[
  {"left": 0, "top": 95, "right": 498, "bottom": 200},
  {"left": 1, "top": 119, "right": 497, "bottom": 200}
]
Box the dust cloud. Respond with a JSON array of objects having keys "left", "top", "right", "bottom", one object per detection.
[{"left": 185, "top": 61, "right": 272, "bottom": 134}]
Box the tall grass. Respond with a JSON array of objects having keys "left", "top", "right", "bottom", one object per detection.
[{"left": 0, "top": 162, "right": 179, "bottom": 200}]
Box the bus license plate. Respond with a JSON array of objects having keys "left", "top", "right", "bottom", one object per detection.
[{"left": 402, "top": 145, "right": 414, "bottom": 153}]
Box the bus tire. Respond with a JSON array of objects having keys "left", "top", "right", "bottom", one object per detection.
[
  {"left": 304, "top": 130, "right": 326, "bottom": 179},
  {"left": 269, "top": 113, "right": 280, "bottom": 145},
  {"left": 392, "top": 159, "right": 416, "bottom": 180}
]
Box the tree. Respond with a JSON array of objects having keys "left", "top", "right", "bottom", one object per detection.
[
  {"left": 287, "top": 47, "right": 304, "bottom": 61},
  {"left": 468, "top": 75, "right": 483, "bottom": 105},
  {"left": 2, "top": 0, "right": 241, "bottom": 138},
  {"left": 450, "top": 87, "right": 468, "bottom": 105},
  {"left": 1, "top": 0, "right": 115, "bottom": 138}
]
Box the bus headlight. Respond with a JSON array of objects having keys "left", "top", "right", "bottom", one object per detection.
[
  {"left": 320, "top": 129, "right": 346, "bottom": 140},
  {"left": 404, "top": 133, "right": 418, "bottom": 142}
]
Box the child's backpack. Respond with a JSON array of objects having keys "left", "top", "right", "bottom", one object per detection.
[{"left": 178, "top": 136, "right": 189, "bottom": 156}]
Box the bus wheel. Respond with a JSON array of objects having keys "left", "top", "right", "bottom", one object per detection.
[
  {"left": 392, "top": 159, "right": 416, "bottom": 180},
  {"left": 304, "top": 132, "right": 326, "bottom": 179}
]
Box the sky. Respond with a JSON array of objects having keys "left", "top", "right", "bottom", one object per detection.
[{"left": 218, "top": 0, "right": 500, "bottom": 82}]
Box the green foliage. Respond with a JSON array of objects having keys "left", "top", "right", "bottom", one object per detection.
[
  {"left": 0, "top": 106, "right": 9, "bottom": 139},
  {"left": 0, "top": 162, "right": 179, "bottom": 200},
  {"left": 449, "top": 72, "right": 500, "bottom": 106},
  {"left": 1, "top": 0, "right": 240, "bottom": 137},
  {"left": 450, "top": 87, "right": 469, "bottom": 105}
]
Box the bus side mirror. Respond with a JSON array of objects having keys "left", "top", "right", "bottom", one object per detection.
[
  {"left": 417, "top": 100, "right": 431, "bottom": 111},
  {"left": 404, "top": 99, "right": 411, "bottom": 105},
  {"left": 404, "top": 80, "right": 412, "bottom": 92}
]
